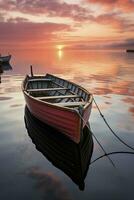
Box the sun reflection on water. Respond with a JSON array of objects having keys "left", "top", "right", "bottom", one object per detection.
[{"left": 57, "top": 49, "right": 63, "bottom": 59}]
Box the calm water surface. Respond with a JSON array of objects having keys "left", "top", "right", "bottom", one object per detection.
[{"left": 0, "top": 50, "right": 134, "bottom": 200}]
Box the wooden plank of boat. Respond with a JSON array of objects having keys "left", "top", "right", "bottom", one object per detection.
[
  {"left": 28, "top": 78, "right": 51, "bottom": 82},
  {"left": 53, "top": 102, "right": 86, "bottom": 107},
  {"left": 36, "top": 94, "right": 81, "bottom": 100},
  {"left": 27, "top": 87, "right": 69, "bottom": 92}
]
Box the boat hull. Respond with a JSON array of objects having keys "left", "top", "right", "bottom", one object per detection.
[
  {"left": 0, "top": 55, "right": 11, "bottom": 63},
  {"left": 24, "top": 92, "right": 92, "bottom": 143}
]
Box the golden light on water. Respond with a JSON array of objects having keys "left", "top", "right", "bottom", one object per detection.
[
  {"left": 57, "top": 49, "right": 63, "bottom": 59},
  {"left": 56, "top": 44, "right": 64, "bottom": 59},
  {"left": 56, "top": 45, "right": 64, "bottom": 50}
]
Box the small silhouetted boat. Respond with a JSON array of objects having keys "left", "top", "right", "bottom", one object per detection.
[
  {"left": 0, "top": 55, "right": 11, "bottom": 63},
  {"left": 24, "top": 106, "right": 93, "bottom": 190},
  {"left": 22, "top": 66, "right": 93, "bottom": 143},
  {"left": 126, "top": 49, "right": 134, "bottom": 53}
]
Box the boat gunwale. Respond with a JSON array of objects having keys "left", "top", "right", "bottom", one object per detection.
[
  {"left": 0, "top": 55, "right": 11, "bottom": 62},
  {"left": 22, "top": 74, "right": 93, "bottom": 112},
  {"left": 0, "top": 55, "right": 11, "bottom": 58},
  {"left": 23, "top": 90, "right": 92, "bottom": 114}
]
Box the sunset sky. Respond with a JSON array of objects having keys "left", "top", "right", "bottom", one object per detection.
[{"left": 0, "top": 0, "right": 134, "bottom": 50}]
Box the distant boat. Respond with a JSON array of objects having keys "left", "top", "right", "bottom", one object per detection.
[
  {"left": 22, "top": 66, "right": 93, "bottom": 143},
  {"left": 0, "top": 55, "right": 11, "bottom": 63},
  {"left": 126, "top": 49, "right": 134, "bottom": 53},
  {"left": 24, "top": 106, "right": 93, "bottom": 190}
]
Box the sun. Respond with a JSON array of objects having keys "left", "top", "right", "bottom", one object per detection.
[{"left": 56, "top": 44, "right": 64, "bottom": 50}]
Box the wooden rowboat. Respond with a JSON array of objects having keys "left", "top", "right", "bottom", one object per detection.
[
  {"left": 0, "top": 55, "right": 11, "bottom": 63},
  {"left": 22, "top": 67, "right": 93, "bottom": 143},
  {"left": 24, "top": 106, "right": 93, "bottom": 190}
]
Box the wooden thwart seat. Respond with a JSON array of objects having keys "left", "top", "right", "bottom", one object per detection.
[
  {"left": 28, "top": 78, "right": 52, "bottom": 82},
  {"left": 36, "top": 94, "right": 81, "bottom": 100},
  {"left": 27, "top": 87, "right": 69, "bottom": 92},
  {"left": 53, "top": 101, "right": 86, "bottom": 107}
]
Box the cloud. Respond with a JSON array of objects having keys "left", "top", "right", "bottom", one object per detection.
[
  {"left": 94, "top": 13, "right": 128, "bottom": 30},
  {"left": 0, "top": 20, "right": 71, "bottom": 48},
  {"left": 86, "top": 0, "right": 134, "bottom": 12},
  {"left": 0, "top": 11, "right": 6, "bottom": 22},
  {"left": 0, "top": 0, "right": 131, "bottom": 28},
  {"left": 65, "top": 38, "right": 134, "bottom": 50},
  {"left": 0, "top": 0, "right": 92, "bottom": 22},
  {"left": 26, "top": 167, "right": 72, "bottom": 200},
  {"left": 0, "top": 0, "right": 133, "bottom": 49},
  {"left": 106, "top": 38, "right": 134, "bottom": 49},
  {"left": 7, "top": 17, "right": 29, "bottom": 23}
]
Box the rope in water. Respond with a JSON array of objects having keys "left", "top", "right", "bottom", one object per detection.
[
  {"left": 90, "top": 151, "right": 134, "bottom": 165},
  {"left": 92, "top": 96, "right": 134, "bottom": 151},
  {"left": 77, "top": 96, "right": 134, "bottom": 166},
  {"left": 77, "top": 111, "right": 116, "bottom": 167}
]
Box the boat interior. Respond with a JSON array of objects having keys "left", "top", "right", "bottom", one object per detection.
[{"left": 24, "top": 74, "right": 91, "bottom": 109}]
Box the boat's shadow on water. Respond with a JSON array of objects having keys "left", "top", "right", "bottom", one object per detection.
[{"left": 24, "top": 106, "right": 94, "bottom": 191}]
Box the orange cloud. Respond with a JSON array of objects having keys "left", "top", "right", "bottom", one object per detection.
[
  {"left": 93, "top": 13, "right": 129, "bottom": 31},
  {"left": 64, "top": 36, "right": 134, "bottom": 50},
  {"left": 0, "top": 0, "right": 134, "bottom": 49},
  {"left": 0, "top": 21, "right": 71, "bottom": 48},
  {"left": 87, "top": 0, "right": 134, "bottom": 12},
  {"left": 0, "top": 0, "right": 91, "bottom": 21}
]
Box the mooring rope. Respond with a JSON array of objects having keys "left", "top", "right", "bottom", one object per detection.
[
  {"left": 76, "top": 96, "right": 134, "bottom": 166},
  {"left": 90, "top": 151, "right": 134, "bottom": 165},
  {"left": 89, "top": 126, "right": 116, "bottom": 167},
  {"left": 77, "top": 111, "right": 134, "bottom": 166},
  {"left": 92, "top": 96, "right": 134, "bottom": 151},
  {"left": 77, "top": 111, "right": 116, "bottom": 167}
]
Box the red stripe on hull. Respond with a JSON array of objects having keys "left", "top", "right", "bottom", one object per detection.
[{"left": 24, "top": 94, "right": 82, "bottom": 143}]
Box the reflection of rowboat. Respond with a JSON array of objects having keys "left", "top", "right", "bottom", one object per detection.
[
  {"left": 1, "top": 63, "right": 12, "bottom": 71},
  {"left": 24, "top": 106, "right": 93, "bottom": 190},
  {"left": 0, "top": 55, "right": 11, "bottom": 63},
  {"left": 0, "top": 62, "right": 12, "bottom": 84},
  {"left": 22, "top": 67, "right": 93, "bottom": 143}
]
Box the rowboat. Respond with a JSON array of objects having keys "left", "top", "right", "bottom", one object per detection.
[
  {"left": 22, "top": 66, "right": 93, "bottom": 143},
  {"left": 24, "top": 106, "right": 93, "bottom": 190},
  {"left": 0, "top": 55, "right": 11, "bottom": 63}
]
